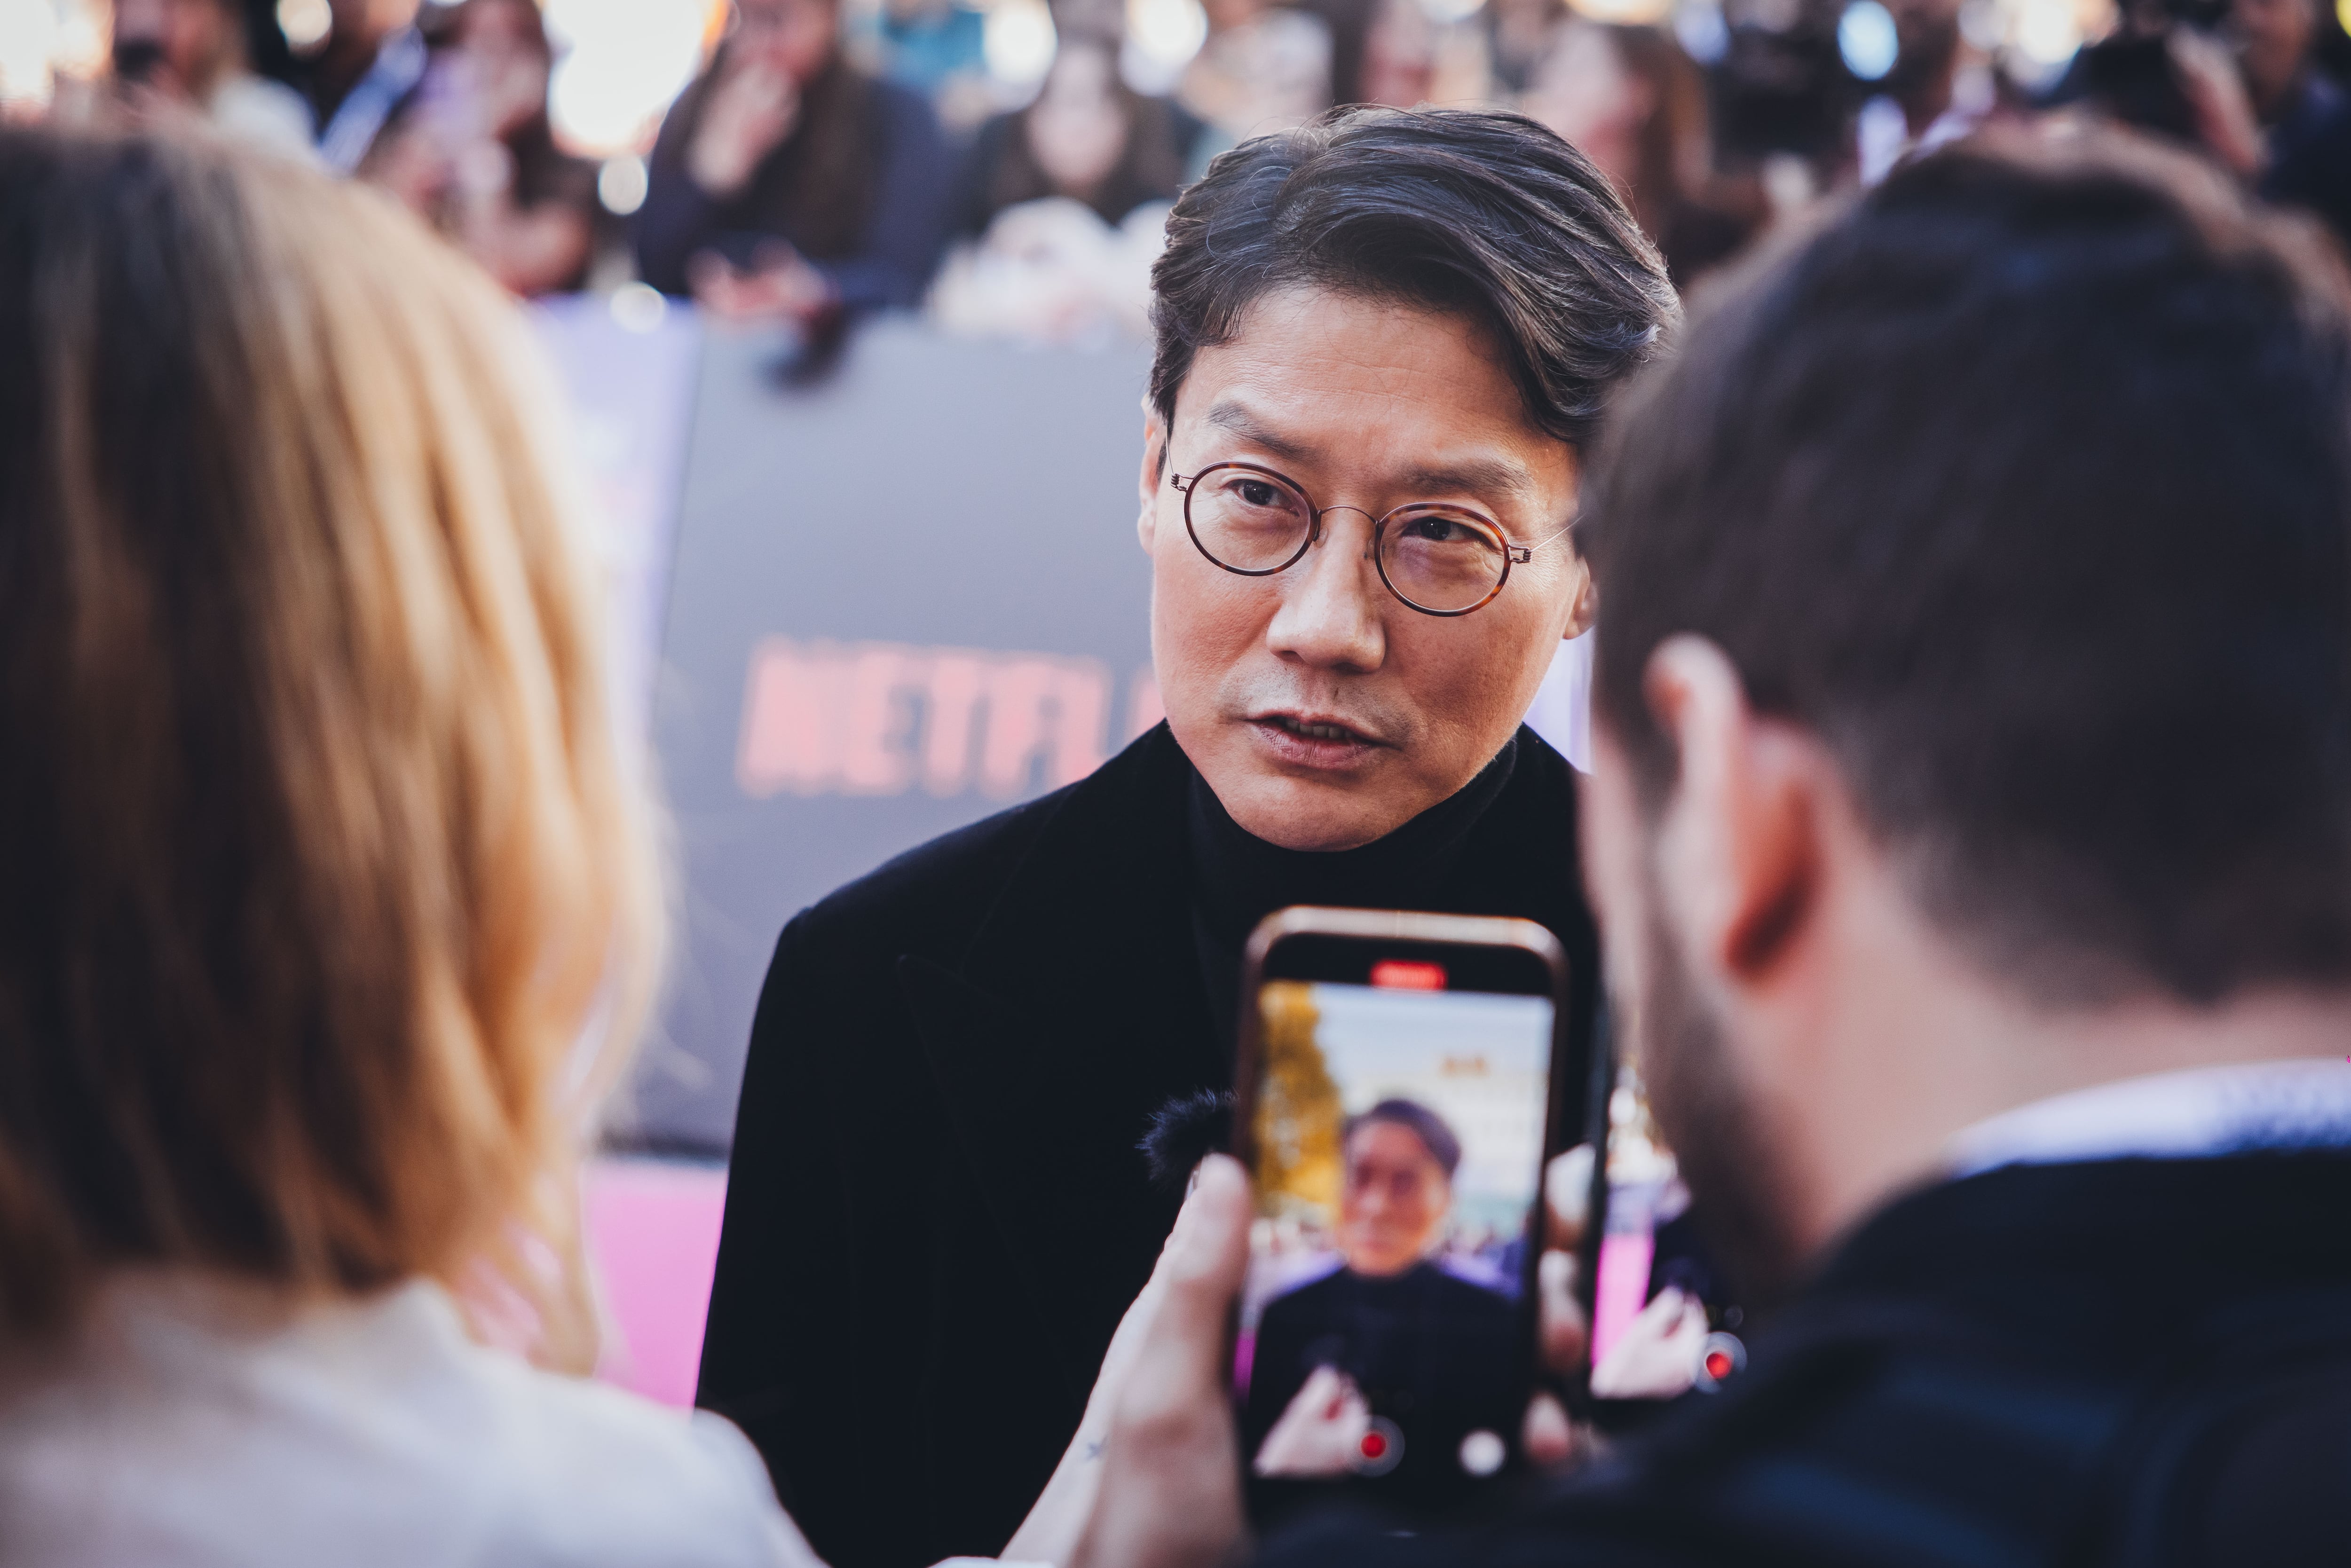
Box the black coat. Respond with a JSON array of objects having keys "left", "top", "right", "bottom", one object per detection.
[
  {"left": 695, "top": 722, "right": 1599, "bottom": 1568},
  {"left": 1243, "top": 1262, "right": 1527, "bottom": 1516},
  {"left": 1258, "top": 1150, "right": 2351, "bottom": 1567}
]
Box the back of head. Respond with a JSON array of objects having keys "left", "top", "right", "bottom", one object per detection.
[
  {"left": 1587, "top": 129, "right": 2351, "bottom": 1005},
  {"left": 0, "top": 130, "right": 663, "bottom": 1350}
]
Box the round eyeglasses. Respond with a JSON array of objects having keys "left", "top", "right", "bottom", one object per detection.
[{"left": 1171, "top": 461, "right": 1564, "bottom": 617}]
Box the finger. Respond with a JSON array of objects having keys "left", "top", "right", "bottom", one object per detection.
[
  {"left": 1071, "top": 1154, "right": 1251, "bottom": 1568},
  {"left": 1522, "top": 1390, "right": 1574, "bottom": 1468},
  {"left": 1543, "top": 1144, "right": 1594, "bottom": 1248},
  {"left": 1538, "top": 1247, "right": 1588, "bottom": 1373}
]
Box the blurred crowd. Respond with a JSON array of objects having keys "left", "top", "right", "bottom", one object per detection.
[{"left": 13, "top": 0, "right": 2351, "bottom": 335}]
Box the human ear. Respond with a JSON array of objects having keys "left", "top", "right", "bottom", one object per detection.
[
  {"left": 1642, "top": 636, "right": 1824, "bottom": 988},
  {"left": 1562, "top": 559, "right": 1596, "bottom": 641},
  {"left": 1136, "top": 412, "right": 1166, "bottom": 557}
]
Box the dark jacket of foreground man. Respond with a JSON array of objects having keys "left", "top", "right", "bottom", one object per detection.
[
  {"left": 1260, "top": 1150, "right": 2351, "bottom": 1568},
  {"left": 696, "top": 723, "right": 1599, "bottom": 1568}
]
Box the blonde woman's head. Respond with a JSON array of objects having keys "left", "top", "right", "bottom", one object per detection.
[{"left": 0, "top": 129, "right": 664, "bottom": 1357}]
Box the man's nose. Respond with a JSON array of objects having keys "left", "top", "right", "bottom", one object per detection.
[{"left": 1265, "top": 509, "right": 1385, "bottom": 673}]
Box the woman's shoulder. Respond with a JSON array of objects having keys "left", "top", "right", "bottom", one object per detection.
[{"left": 0, "top": 1279, "right": 820, "bottom": 1568}]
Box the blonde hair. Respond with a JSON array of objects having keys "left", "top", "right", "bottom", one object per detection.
[{"left": 0, "top": 129, "right": 664, "bottom": 1361}]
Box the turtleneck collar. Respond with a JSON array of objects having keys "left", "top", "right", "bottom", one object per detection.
[{"left": 1183, "top": 737, "right": 1521, "bottom": 1046}]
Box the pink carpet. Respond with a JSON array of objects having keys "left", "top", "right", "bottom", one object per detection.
[{"left": 587, "top": 1158, "right": 729, "bottom": 1407}]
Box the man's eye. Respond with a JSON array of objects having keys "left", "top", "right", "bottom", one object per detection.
[{"left": 1235, "top": 480, "right": 1283, "bottom": 508}]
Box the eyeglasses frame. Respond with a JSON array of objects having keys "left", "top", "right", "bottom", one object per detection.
[{"left": 1169, "top": 459, "right": 1567, "bottom": 618}]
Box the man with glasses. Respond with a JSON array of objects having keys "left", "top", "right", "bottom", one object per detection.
[{"left": 696, "top": 106, "right": 1676, "bottom": 1568}]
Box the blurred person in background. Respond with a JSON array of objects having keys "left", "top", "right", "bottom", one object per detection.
[
  {"left": 1483, "top": 0, "right": 1566, "bottom": 94},
  {"left": 368, "top": 0, "right": 597, "bottom": 296},
  {"left": 850, "top": 0, "right": 991, "bottom": 130},
  {"left": 1064, "top": 128, "right": 2351, "bottom": 1568},
  {"left": 0, "top": 126, "right": 791, "bottom": 1566},
  {"left": 698, "top": 105, "right": 1674, "bottom": 1568},
  {"left": 1523, "top": 21, "right": 1759, "bottom": 285},
  {"left": 1852, "top": 0, "right": 1997, "bottom": 183},
  {"left": 2055, "top": 0, "right": 2265, "bottom": 179},
  {"left": 931, "top": 33, "right": 1198, "bottom": 341},
  {"left": 1179, "top": 0, "right": 1335, "bottom": 150},
  {"left": 636, "top": 0, "right": 952, "bottom": 324},
  {"left": 300, "top": 0, "right": 429, "bottom": 172},
  {"left": 951, "top": 34, "right": 1199, "bottom": 237},
  {"left": 106, "top": 0, "right": 314, "bottom": 157},
  {"left": 2236, "top": 0, "right": 2340, "bottom": 149},
  {"left": 2248, "top": 0, "right": 2351, "bottom": 247}
]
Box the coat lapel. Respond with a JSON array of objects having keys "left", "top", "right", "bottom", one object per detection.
[{"left": 902, "top": 726, "right": 1222, "bottom": 1398}]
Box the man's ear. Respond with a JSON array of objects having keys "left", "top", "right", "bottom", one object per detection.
[
  {"left": 1137, "top": 413, "right": 1166, "bottom": 556},
  {"left": 1643, "top": 636, "right": 1824, "bottom": 987},
  {"left": 1562, "top": 559, "right": 1597, "bottom": 641}
]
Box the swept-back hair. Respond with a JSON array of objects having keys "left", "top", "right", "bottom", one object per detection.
[
  {"left": 0, "top": 130, "right": 665, "bottom": 1353},
  {"left": 1148, "top": 105, "right": 1679, "bottom": 454}
]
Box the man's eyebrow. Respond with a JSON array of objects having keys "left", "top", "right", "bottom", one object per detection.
[
  {"left": 1201, "top": 400, "right": 1540, "bottom": 503},
  {"left": 1200, "top": 402, "right": 1315, "bottom": 462},
  {"left": 1399, "top": 457, "right": 1538, "bottom": 502}
]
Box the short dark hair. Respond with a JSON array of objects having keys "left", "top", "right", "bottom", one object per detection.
[
  {"left": 1344, "top": 1099, "right": 1463, "bottom": 1178},
  {"left": 1148, "top": 106, "right": 1678, "bottom": 452},
  {"left": 1586, "top": 130, "right": 2351, "bottom": 1004}
]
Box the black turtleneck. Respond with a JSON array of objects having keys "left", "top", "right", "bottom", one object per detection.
[{"left": 1184, "top": 735, "right": 1522, "bottom": 1050}]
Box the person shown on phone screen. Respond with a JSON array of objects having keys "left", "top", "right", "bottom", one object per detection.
[
  {"left": 1242, "top": 1102, "right": 1522, "bottom": 1506},
  {"left": 696, "top": 106, "right": 1677, "bottom": 1568}
]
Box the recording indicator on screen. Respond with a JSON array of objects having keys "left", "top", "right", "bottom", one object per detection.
[{"left": 1369, "top": 959, "right": 1447, "bottom": 991}]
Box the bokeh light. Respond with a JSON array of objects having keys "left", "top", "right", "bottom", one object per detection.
[
  {"left": 277, "top": 0, "right": 331, "bottom": 52},
  {"left": 545, "top": 0, "right": 719, "bottom": 158},
  {"left": 1838, "top": 0, "right": 1899, "bottom": 81},
  {"left": 984, "top": 0, "right": 1058, "bottom": 91}
]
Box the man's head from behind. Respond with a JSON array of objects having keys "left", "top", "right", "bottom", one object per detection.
[
  {"left": 1138, "top": 108, "right": 1676, "bottom": 850},
  {"left": 1579, "top": 132, "right": 2351, "bottom": 1298}
]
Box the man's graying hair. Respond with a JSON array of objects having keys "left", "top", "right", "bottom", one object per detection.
[{"left": 1148, "top": 106, "right": 1679, "bottom": 453}]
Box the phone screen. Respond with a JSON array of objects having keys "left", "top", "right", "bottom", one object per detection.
[
  {"left": 1587, "top": 1061, "right": 1744, "bottom": 1409},
  {"left": 1232, "top": 914, "right": 1563, "bottom": 1521}
]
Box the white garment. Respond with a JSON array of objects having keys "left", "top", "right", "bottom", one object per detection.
[
  {"left": 1949, "top": 1056, "right": 2351, "bottom": 1176},
  {"left": 207, "top": 73, "right": 316, "bottom": 162},
  {"left": 0, "top": 1276, "right": 821, "bottom": 1568},
  {"left": 1522, "top": 630, "right": 1594, "bottom": 774}
]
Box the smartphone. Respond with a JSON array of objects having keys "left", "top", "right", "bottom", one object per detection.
[
  {"left": 1230, "top": 906, "right": 1573, "bottom": 1525},
  {"left": 1581, "top": 1047, "right": 1747, "bottom": 1429}
]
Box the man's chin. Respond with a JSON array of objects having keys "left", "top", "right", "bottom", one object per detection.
[{"left": 1220, "top": 775, "right": 1403, "bottom": 852}]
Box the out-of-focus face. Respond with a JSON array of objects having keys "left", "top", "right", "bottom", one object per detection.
[
  {"left": 1026, "top": 43, "right": 1128, "bottom": 198},
  {"left": 1337, "top": 1120, "right": 1451, "bottom": 1276},
  {"left": 2235, "top": 0, "right": 2319, "bottom": 107},
  {"left": 736, "top": 0, "right": 841, "bottom": 84},
  {"left": 454, "top": 0, "right": 550, "bottom": 137},
  {"left": 113, "top": 0, "right": 234, "bottom": 92},
  {"left": 1523, "top": 23, "right": 1643, "bottom": 189},
  {"left": 1137, "top": 286, "right": 1589, "bottom": 851}
]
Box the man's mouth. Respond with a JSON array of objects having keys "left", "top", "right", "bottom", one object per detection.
[
  {"left": 1248, "top": 711, "right": 1387, "bottom": 767},
  {"left": 1267, "top": 714, "right": 1370, "bottom": 744}
]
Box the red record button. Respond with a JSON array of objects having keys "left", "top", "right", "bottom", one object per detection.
[
  {"left": 1693, "top": 1331, "right": 1747, "bottom": 1393},
  {"left": 1359, "top": 1432, "right": 1387, "bottom": 1460}
]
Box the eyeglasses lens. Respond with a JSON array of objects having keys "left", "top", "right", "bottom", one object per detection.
[
  {"left": 1188, "top": 467, "right": 1313, "bottom": 572},
  {"left": 1380, "top": 509, "right": 1508, "bottom": 614}
]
